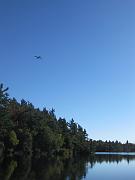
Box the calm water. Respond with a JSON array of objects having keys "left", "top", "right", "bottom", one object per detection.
[{"left": 0, "top": 153, "right": 135, "bottom": 180}]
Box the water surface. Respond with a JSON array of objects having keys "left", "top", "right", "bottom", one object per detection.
[{"left": 0, "top": 153, "right": 135, "bottom": 180}]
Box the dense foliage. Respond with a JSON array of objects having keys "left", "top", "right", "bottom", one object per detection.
[
  {"left": 94, "top": 140, "right": 135, "bottom": 152},
  {"left": 0, "top": 83, "right": 135, "bottom": 158},
  {"left": 0, "top": 84, "right": 92, "bottom": 157}
]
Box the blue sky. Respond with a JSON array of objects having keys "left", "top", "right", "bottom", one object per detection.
[{"left": 0, "top": 0, "right": 135, "bottom": 143}]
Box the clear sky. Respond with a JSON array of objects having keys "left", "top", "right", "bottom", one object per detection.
[{"left": 0, "top": 0, "right": 135, "bottom": 143}]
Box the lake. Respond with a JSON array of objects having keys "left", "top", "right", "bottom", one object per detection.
[{"left": 0, "top": 153, "right": 135, "bottom": 180}]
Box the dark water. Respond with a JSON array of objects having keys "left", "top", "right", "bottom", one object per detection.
[{"left": 0, "top": 153, "right": 135, "bottom": 180}]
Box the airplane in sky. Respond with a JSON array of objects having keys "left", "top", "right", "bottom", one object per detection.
[{"left": 34, "top": 56, "right": 42, "bottom": 60}]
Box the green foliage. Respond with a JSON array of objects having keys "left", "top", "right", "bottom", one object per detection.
[
  {"left": 94, "top": 140, "right": 135, "bottom": 152},
  {"left": 17, "top": 129, "right": 32, "bottom": 153},
  {"left": 9, "top": 130, "right": 19, "bottom": 146},
  {"left": 0, "top": 84, "right": 13, "bottom": 130},
  {"left": 1, "top": 82, "right": 135, "bottom": 157},
  {"left": 0, "top": 83, "right": 9, "bottom": 108},
  {"left": 1, "top": 160, "right": 17, "bottom": 180}
]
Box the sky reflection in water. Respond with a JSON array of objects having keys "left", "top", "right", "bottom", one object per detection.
[{"left": 86, "top": 154, "right": 135, "bottom": 180}]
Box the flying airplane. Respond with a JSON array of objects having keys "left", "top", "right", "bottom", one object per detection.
[{"left": 34, "top": 56, "right": 42, "bottom": 59}]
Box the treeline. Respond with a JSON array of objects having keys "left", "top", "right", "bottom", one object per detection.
[
  {"left": 93, "top": 140, "right": 135, "bottom": 152},
  {"left": 0, "top": 83, "right": 135, "bottom": 158},
  {"left": 0, "top": 83, "right": 93, "bottom": 157}
]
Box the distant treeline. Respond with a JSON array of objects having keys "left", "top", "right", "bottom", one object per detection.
[
  {"left": 0, "top": 83, "right": 135, "bottom": 158},
  {"left": 93, "top": 140, "right": 135, "bottom": 152}
]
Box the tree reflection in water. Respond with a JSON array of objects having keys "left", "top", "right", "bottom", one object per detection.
[{"left": 0, "top": 154, "right": 135, "bottom": 180}]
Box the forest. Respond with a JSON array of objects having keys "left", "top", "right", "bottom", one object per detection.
[{"left": 0, "top": 83, "right": 135, "bottom": 158}]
